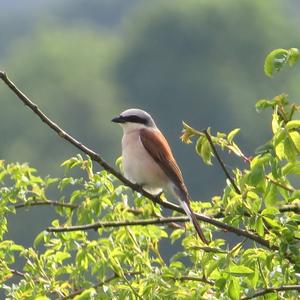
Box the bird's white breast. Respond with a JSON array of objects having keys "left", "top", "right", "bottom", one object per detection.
[{"left": 122, "top": 130, "right": 167, "bottom": 194}]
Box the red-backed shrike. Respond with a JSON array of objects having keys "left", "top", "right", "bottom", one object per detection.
[{"left": 112, "top": 108, "right": 208, "bottom": 244}]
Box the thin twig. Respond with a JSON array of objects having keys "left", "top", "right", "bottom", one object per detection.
[
  {"left": 203, "top": 129, "right": 241, "bottom": 194},
  {"left": 278, "top": 203, "right": 300, "bottom": 214},
  {"left": 0, "top": 71, "right": 274, "bottom": 250},
  {"left": 257, "top": 258, "right": 268, "bottom": 289},
  {"left": 266, "top": 176, "right": 295, "bottom": 193},
  {"left": 175, "top": 275, "right": 214, "bottom": 285},
  {"left": 211, "top": 203, "right": 300, "bottom": 219},
  {"left": 47, "top": 216, "right": 191, "bottom": 232},
  {"left": 13, "top": 200, "right": 78, "bottom": 210},
  {"left": 241, "top": 284, "right": 300, "bottom": 300},
  {"left": 61, "top": 271, "right": 141, "bottom": 300},
  {"left": 10, "top": 268, "right": 25, "bottom": 278}
]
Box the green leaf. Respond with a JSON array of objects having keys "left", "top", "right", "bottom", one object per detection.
[
  {"left": 229, "top": 265, "right": 254, "bottom": 275},
  {"left": 33, "top": 231, "right": 45, "bottom": 248},
  {"left": 227, "top": 128, "right": 240, "bottom": 143},
  {"left": 247, "top": 165, "right": 264, "bottom": 187},
  {"left": 55, "top": 251, "right": 71, "bottom": 263},
  {"left": 261, "top": 207, "right": 279, "bottom": 216},
  {"left": 262, "top": 216, "right": 281, "bottom": 229},
  {"left": 284, "top": 134, "right": 298, "bottom": 161},
  {"left": 282, "top": 162, "right": 300, "bottom": 175},
  {"left": 206, "top": 259, "right": 220, "bottom": 277},
  {"left": 74, "top": 288, "right": 96, "bottom": 300},
  {"left": 255, "top": 99, "right": 275, "bottom": 112},
  {"left": 286, "top": 120, "right": 300, "bottom": 130},
  {"left": 264, "top": 48, "right": 288, "bottom": 77},
  {"left": 248, "top": 264, "right": 259, "bottom": 289},
  {"left": 200, "top": 138, "right": 213, "bottom": 165},
  {"left": 256, "top": 216, "right": 264, "bottom": 236},
  {"left": 195, "top": 135, "right": 205, "bottom": 156},
  {"left": 287, "top": 48, "right": 300, "bottom": 65},
  {"left": 264, "top": 48, "right": 299, "bottom": 77},
  {"left": 264, "top": 184, "right": 278, "bottom": 207},
  {"left": 289, "top": 131, "right": 300, "bottom": 153},
  {"left": 272, "top": 111, "right": 280, "bottom": 134},
  {"left": 170, "top": 229, "right": 184, "bottom": 243},
  {"left": 228, "top": 277, "right": 240, "bottom": 300}
]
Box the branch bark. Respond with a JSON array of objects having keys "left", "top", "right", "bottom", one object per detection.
[
  {"left": 203, "top": 129, "right": 241, "bottom": 194},
  {"left": 10, "top": 268, "right": 25, "bottom": 278},
  {"left": 47, "top": 216, "right": 191, "bottom": 232},
  {"left": 13, "top": 200, "right": 78, "bottom": 210},
  {"left": 241, "top": 285, "right": 300, "bottom": 300},
  {"left": 0, "top": 71, "right": 275, "bottom": 250}
]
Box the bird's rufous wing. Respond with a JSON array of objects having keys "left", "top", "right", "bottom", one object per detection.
[
  {"left": 140, "top": 128, "right": 184, "bottom": 188},
  {"left": 140, "top": 128, "right": 209, "bottom": 244}
]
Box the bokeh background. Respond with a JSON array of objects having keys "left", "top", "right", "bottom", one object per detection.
[{"left": 1, "top": 0, "right": 300, "bottom": 260}]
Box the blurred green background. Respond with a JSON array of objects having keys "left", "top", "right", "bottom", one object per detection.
[{"left": 1, "top": 0, "right": 300, "bottom": 252}]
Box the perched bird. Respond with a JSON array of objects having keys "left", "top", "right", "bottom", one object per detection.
[{"left": 112, "top": 108, "right": 208, "bottom": 244}]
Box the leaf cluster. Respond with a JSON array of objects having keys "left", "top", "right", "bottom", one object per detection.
[{"left": 0, "top": 48, "right": 300, "bottom": 299}]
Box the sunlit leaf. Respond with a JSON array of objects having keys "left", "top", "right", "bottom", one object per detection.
[
  {"left": 227, "top": 128, "right": 240, "bottom": 143},
  {"left": 228, "top": 277, "right": 240, "bottom": 300}
]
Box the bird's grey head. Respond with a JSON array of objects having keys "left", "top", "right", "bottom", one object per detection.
[{"left": 112, "top": 109, "right": 156, "bottom": 130}]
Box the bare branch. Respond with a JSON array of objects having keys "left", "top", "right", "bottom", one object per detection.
[
  {"left": 47, "top": 216, "right": 190, "bottom": 232},
  {"left": 10, "top": 268, "right": 25, "bottom": 278},
  {"left": 13, "top": 200, "right": 78, "bottom": 210},
  {"left": 62, "top": 271, "right": 213, "bottom": 300},
  {"left": 0, "top": 71, "right": 275, "bottom": 250},
  {"left": 175, "top": 275, "right": 214, "bottom": 285},
  {"left": 203, "top": 129, "right": 241, "bottom": 194},
  {"left": 279, "top": 203, "right": 300, "bottom": 214},
  {"left": 266, "top": 175, "right": 295, "bottom": 193},
  {"left": 241, "top": 285, "right": 300, "bottom": 300},
  {"left": 212, "top": 203, "right": 300, "bottom": 219}
]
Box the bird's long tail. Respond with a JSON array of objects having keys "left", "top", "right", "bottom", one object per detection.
[{"left": 175, "top": 185, "right": 209, "bottom": 245}]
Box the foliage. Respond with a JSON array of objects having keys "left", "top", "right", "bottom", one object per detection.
[
  {"left": 264, "top": 48, "right": 300, "bottom": 77},
  {"left": 0, "top": 48, "right": 300, "bottom": 299}
]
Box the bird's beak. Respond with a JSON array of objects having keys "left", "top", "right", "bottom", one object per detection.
[{"left": 111, "top": 115, "right": 126, "bottom": 123}]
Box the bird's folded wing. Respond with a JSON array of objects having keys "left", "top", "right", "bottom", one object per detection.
[{"left": 140, "top": 128, "right": 184, "bottom": 188}]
